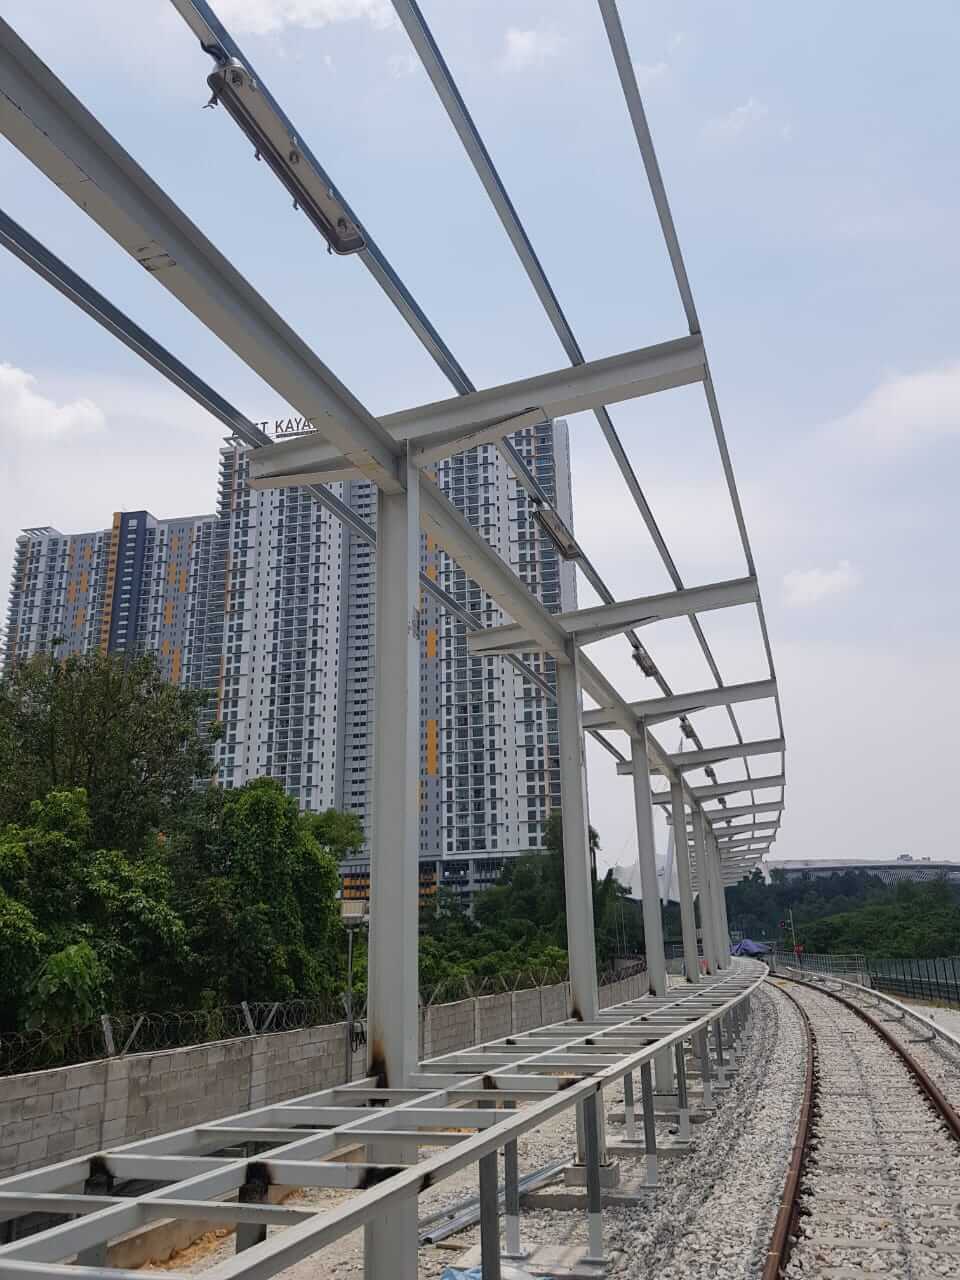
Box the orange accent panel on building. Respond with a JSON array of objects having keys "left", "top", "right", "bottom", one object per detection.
[{"left": 426, "top": 718, "right": 438, "bottom": 776}]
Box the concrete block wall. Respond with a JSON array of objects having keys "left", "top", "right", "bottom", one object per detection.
[{"left": 0, "top": 974, "right": 642, "bottom": 1180}]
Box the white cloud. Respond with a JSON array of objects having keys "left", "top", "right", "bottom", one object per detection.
[
  {"left": 500, "top": 27, "right": 567, "bottom": 73},
  {"left": 833, "top": 362, "right": 960, "bottom": 454},
  {"left": 634, "top": 61, "right": 668, "bottom": 90},
  {"left": 0, "top": 364, "right": 104, "bottom": 439},
  {"left": 387, "top": 51, "right": 418, "bottom": 78},
  {"left": 703, "top": 97, "right": 789, "bottom": 143},
  {"left": 782, "top": 560, "right": 861, "bottom": 607},
  {"left": 215, "top": 0, "right": 395, "bottom": 36}
]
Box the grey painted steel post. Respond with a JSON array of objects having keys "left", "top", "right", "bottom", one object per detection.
[
  {"left": 556, "top": 648, "right": 599, "bottom": 1023},
  {"left": 707, "top": 833, "right": 730, "bottom": 966},
  {"left": 581, "top": 1093, "right": 605, "bottom": 1263},
  {"left": 623, "top": 1071, "right": 637, "bottom": 1141},
  {"left": 479, "top": 1149, "right": 503, "bottom": 1280},
  {"left": 504, "top": 1100, "right": 524, "bottom": 1260},
  {"left": 692, "top": 811, "right": 718, "bottom": 973},
  {"left": 716, "top": 848, "right": 733, "bottom": 959},
  {"left": 670, "top": 781, "right": 700, "bottom": 984},
  {"left": 630, "top": 730, "right": 673, "bottom": 1092},
  {"left": 695, "top": 1026, "right": 714, "bottom": 1109},
  {"left": 674, "top": 1040, "right": 691, "bottom": 1142},
  {"left": 639, "top": 1060, "right": 659, "bottom": 1186},
  {"left": 365, "top": 464, "right": 420, "bottom": 1280}
]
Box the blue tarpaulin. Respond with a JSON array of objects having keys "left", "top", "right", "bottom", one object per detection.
[{"left": 731, "top": 938, "right": 771, "bottom": 956}]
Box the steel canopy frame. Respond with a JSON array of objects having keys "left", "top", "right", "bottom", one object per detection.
[{"left": 0, "top": 0, "right": 787, "bottom": 1271}]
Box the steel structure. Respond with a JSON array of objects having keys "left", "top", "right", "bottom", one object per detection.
[{"left": 0, "top": 0, "right": 785, "bottom": 1274}]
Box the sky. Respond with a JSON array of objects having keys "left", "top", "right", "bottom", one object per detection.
[{"left": 1, "top": 0, "right": 958, "bottom": 873}]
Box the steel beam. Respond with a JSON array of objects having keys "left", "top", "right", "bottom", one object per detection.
[
  {"left": 465, "top": 576, "right": 758, "bottom": 654},
  {"left": 0, "top": 19, "right": 401, "bottom": 491},
  {"left": 716, "top": 832, "right": 778, "bottom": 848},
  {"left": 581, "top": 679, "right": 776, "bottom": 731},
  {"left": 652, "top": 773, "right": 785, "bottom": 803},
  {"left": 705, "top": 801, "right": 785, "bottom": 823},
  {"left": 246, "top": 335, "right": 706, "bottom": 485},
  {"left": 615, "top": 737, "right": 785, "bottom": 775}
]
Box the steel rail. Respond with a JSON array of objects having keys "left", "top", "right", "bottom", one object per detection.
[
  {"left": 761, "top": 980, "right": 817, "bottom": 1280},
  {"left": 0, "top": 968, "right": 764, "bottom": 1273}
]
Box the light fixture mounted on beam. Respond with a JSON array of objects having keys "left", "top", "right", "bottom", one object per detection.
[{"left": 207, "top": 59, "right": 366, "bottom": 256}]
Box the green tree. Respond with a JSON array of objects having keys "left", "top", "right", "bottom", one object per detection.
[
  {"left": 0, "top": 652, "right": 218, "bottom": 851},
  {"left": 0, "top": 789, "right": 188, "bottom": 1029},
  {"left": 165, "top": 778, "right": 342, "bottom": 1005}
]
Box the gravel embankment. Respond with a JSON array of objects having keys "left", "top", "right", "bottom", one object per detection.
[{"left": 602, "top": 982, "right": 805, "bottom": 1280}]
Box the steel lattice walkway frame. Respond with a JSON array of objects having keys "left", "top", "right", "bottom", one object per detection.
[
  {"left": 0, "top": 0, "right": 785, "bottom": 1273},
  {"left": 0, "top": 966, "right": 764, "bottom": 1277}
]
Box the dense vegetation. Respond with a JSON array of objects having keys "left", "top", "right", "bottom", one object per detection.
[
  {"left": 0, "top": 653, "right": 640, "bottom": 1032},
  {"left": 6, "top": 651, "right": 956, "bottom": 1037},
  {"left": 0, "top": 653, "right": 356, "bottom": 1033},
  {"left": 727, "top": 868, "right": 960, "bottom": 959},
  {"left": 415, "top": 813, "right": 643, "bottom": 997}
]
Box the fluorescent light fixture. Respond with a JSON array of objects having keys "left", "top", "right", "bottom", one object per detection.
[
  {"left": 532, "top": 503, "right": 582, "bottom": 559},
  {"left": 207, "top": 59, "right": 366, "bottom": 255}
]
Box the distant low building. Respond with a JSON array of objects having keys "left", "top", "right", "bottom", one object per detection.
[{"left": 766, "top": 856, "right": 960, "bottom": 886}]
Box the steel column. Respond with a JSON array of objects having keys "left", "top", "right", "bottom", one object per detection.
[
  {"left": 557, "top": 648, "right": 599, "bottom": 1022},
  {"left": 478, "top": 1149, "right": 502, "bottom": 1280},
  {"left": 670, "top": 781, "right": 700, "bottom": 984},
  {"left": 630, "top": 729, "right": 672, "bottom": 1091},
  {"left": 639, "top": 1061, "right": 658, "bottom": 1187},
  {"left": 364, "top": 460, "right": 420, "bottom": 1280},
  {"left": 581, "top": 1093, "right": 605, "bottom": 1264},
  {"left": 630, "top": 732, "right": 667, "bottom": 997},
  {"left": 692, "top": 810, "right": 718, "bottom": 974},
  {"left": 707, "top": 834, "right": 730, "bottom": 967}
]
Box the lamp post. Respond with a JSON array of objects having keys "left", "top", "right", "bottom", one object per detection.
[{"left": 341, "top": 897, "right": 369, "bottom": 1083}]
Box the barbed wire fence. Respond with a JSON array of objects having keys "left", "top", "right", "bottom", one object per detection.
[{"left": 0, "top": 960, "right": 646, "bottom": 1077}]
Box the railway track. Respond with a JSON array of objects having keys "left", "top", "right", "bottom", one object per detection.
[{"left": 766, "top": 977, "right": 960, "bottom": 1280}]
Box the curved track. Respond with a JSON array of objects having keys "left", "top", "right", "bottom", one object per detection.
[{"left": 766, "top": 977, "right": 960, "bottom": 1279}]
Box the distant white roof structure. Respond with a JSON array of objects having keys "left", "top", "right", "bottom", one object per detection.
[{"left": 766, "top": 858, "right": 960, "bottom": 886}]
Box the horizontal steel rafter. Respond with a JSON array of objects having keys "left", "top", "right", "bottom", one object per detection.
[
  {"left": 465, "top": 576, "right": 758, "bottom": 655},
  {"left": 705, "top": 801, "right": 786, "bottom": 823},
  {"left": 653, "top": 773, "right": 785, "bottom": 803},
  {"left": 246, "top": 335, "right": 706, "bottom": 486},
  {"left": 617, "top": 736, "right": 785, "bottom": 775},
  {"left": 581, "top": 678, "right": 777, "bottom": 731}
]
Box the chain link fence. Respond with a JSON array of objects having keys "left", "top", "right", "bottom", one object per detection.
[
  {"left": 771, "top": 950, "right": 960, "bottom": 1009},
  {"left": 1, "top": 960, "right": 646, "bottom": 1077}
]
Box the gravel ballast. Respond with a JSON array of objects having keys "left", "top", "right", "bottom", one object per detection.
[{"left": 781, "top": 982, "right": 960, "bottom": 1280}]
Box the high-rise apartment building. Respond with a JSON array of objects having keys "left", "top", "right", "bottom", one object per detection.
[
  {"left": 3, "top": 510, "right": 224, "bottom": 696},
  {"left": 3, "top": 422, "right": 575, "bottom": 897}
]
